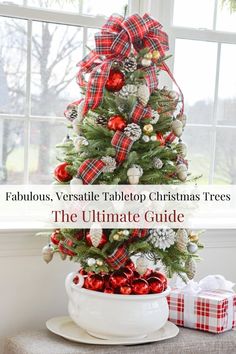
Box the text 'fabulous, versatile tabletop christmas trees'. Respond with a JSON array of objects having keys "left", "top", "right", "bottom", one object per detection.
[{"left": 42, "top": 13, "right": 203, "bottom": 294}]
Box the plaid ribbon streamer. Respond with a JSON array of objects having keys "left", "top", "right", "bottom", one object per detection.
[
  {"left": 176, "top": 155, "right": 188, "bottom": 168},
  {"left": 131, "top": 229, "right": 149, "bottom": 238},
  {"left": 78, "top": 159, "right": 106, "bottom": 184},
  {"left": 106, "top": 244, "right": 129, "bottom": 270},
  {"left": 144, "top": 65, "right": 159, "bottom": 92},
  {"left": 130, "top": 102, "right": 152, "bottom": 124},
  {"left": 165, "top": 132, "right": 176, "bottom": 144},
  {"left": 111, "top": 131, "right": 133, "bottom": 163},
  {"left": 77, "top": 13, "right": 169, "bottom": 114}
]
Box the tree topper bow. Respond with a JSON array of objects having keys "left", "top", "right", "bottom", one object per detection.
[{"left": 77, "top": 13, "right": 169, "bottom": 115}]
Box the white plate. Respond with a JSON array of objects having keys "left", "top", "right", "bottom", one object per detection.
[{"left": 46, "top": 316, "right": 179, "bottom": 345}]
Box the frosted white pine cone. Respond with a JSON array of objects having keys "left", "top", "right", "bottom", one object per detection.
[
  {"left": 101, "top": 156, "right": 116, "bottom": 173},
  {"left": 153, "top": 157, "right": 163, "bottom": 169},
  {"left": 149, "top": 228, "right": 176, "bottom": 250},
  {"left": 124, "top": 123, "right": 142, "bottom": 141}
]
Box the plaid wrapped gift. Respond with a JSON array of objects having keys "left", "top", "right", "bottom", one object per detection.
[{"left": 167, "top": 287, "right": 236, "bottom": 333}]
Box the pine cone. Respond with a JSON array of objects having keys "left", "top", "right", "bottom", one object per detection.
[
  {"left": 96, "top": 115, "right": 107, "bottom": 127},
  {"left": 186, "top": 258, "right": 196, "bottom": 280},
  {"left": 119, "top": 84, "right": 137, "bottom": 98},
  {"left": 123, "top": 56, "right": 137, "bottom": 72},
  {"left": 124, "top": 123, "right": 142, "bottom": 141},
  {"left": 176, "top": 229, "right": 188, "bottom": 252}
]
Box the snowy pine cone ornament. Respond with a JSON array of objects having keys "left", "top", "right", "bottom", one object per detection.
[
  {"left": 185, "top": 258, "right": 197, "bottom": 280},
  {"left": 124, "top": 123, "right": 142, "bottom": 141},
  {"left": 95, "top": 115, "right": 108, "bottom": 127},
  {"left": 101, "top": 156, "right": 116, "bottom": 173},
  {"left": 153, "top": 157, "right": 163, "bottom": 169},
  {"left": 119, "top": 84, "right": 137, "bottom": 98},
  {"left": 123, "top": 56, "right": 137, "bottom": 72},
  {"left": 149, "top": 228, "right": 176, "bottom": 250}
]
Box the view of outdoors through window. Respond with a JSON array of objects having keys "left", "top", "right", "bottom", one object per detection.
[{"left": 0, "top": 0, "right": 235, "bottom": 184}]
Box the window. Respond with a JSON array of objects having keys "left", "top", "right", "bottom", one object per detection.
[
  {"left": 0, "top": 0, "right": 133, "bottom": 184},
  {"left": 156, "top": 0, "right": 236, "bottom": 184}
]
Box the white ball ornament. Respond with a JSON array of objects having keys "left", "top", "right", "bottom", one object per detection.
[
  {"left": 141, "top": 58, "right": 152, "bottom": 67},
  {"left": 87, "top": 258, "right": 96, "bottom": 266},
  {"left": 150, "top": 135, "right": 157, "bottom": 142},
  {"left": 187, "top": 242, "right": 198, "bottom": 254},
  {"left": 172, "top": 119, "right": 183, "bottom": 137},
  {"left": 142, "top": 135, "right": 150, "bottom": 143}
]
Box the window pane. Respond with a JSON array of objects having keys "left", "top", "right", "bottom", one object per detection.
[
  {"left": 173, "top": 0, "right": 215, "bottom": 29},
  {"left": 86, "top": 28, "right": 99, "bottom": 54},
  {"left": 183, "top": 126, "right": 212, "bottom": 183},
  {"left": 29, "top": 120, "right": 66, "bottom": 183},
  {"left": 214, "top": 128, "right": 236, "bottom": 184},
  {"left": 216, "top": 1, "right": 236, "bottom": 32},
  {"left": 26, "top": 0, "right": 80, "bottom": 12},
  {"left": 174, "top": 39, "right": 217, "bottom": 124},
  {"left": 0, "top": 17, "right": 27, "bottom": 115},
  {"left": 0, "top": 119, "right": 24, "bottom": 184},
  {"left": 82, "top": 0, "right": 128, "bottom": 17},
  {"left": 31, "top": 22, "right": 83, "bottom": 117},
  {"left": 217, "top": 44, "right": 236, "bottom": 126}
]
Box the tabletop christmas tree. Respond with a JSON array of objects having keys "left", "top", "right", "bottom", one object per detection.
[{"left": 42, "top": 13, "right": 203, "bottom": 294}]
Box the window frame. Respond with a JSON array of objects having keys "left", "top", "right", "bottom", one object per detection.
[
  {"left": 150, "top": 0, "right": 236, "bottom": 184},
  {"left": 0, "top": 0, "right": 140, "bottom": 184}
]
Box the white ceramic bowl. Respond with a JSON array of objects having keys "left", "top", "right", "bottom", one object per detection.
[{"left": 65, "top": 272, "right": 170, "bottom": 340}]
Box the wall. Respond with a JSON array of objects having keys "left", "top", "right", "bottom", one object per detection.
[{"left": 0, "top": 229, "right": 236, "bottom": 353}]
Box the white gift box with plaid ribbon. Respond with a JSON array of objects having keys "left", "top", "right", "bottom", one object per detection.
[{"left": 167, "top": 275, "right": 236, "bottom": 333}]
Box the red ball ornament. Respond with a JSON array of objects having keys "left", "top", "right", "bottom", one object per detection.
[
  {"left": 54, "top": 162, "right": 73, "bottom": 182},
  {"left": 73, "top": 275, "right": 80, "bottom": 285},
  {"left": 50, "top": 231, "right": 60, "bottom": 245},
  {"left": 74, "top": 230, "right": 84, "bottom": 241},
  {"left": 151, "top": 271, "right": 168, "bottom": 289},
  {"left": 132, "top": 279, "right": 149, "bottom": 295},
  {"left": 141, "top": 268, "right": 153, "bottom": 279},
  {"left": 107, "top": 115, "right": 127, "bottom": 131},
  {"left": 121, "top": 267, "right": 133, "bottom": 280},
  {"left": 85, "top": 274, "right": 104, "bottom": 291},
  {"left": 125, "top": 259, "right": 136, "bottom": 271},
  {"left": 105, "top": 69, "right": 125, "bottom": 92},
  {"left": 147, "top": 277, "right": 164, "bottom": 293},
  {"left": 156, "top": 133, "right": 165, "bottom": 146},
  {"left": 110, "top": 270, "right": 129, "bottom": 288},
  {"left": 104, "top": 287, "right": 114, "bottom": 294},
  {"left": 85, "top": 232, "right": 107, "bottom": 249},
  {"left": 79, "top": 268, "right": 87, "bottom": 276},
  {"left": 120, "top": 285, "right": 132, "bottom": 295},
  {"left": 133, "top": 270, "right": 141, "bottom": 280}
]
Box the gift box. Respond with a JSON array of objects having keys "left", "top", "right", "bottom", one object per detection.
[{"left": 167, "top": 275, "right": 236, "bottom": 333}]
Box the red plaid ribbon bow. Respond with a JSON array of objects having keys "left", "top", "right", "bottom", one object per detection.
[{"left": 77, "top": 13, "right": 169, "bottom": 114}]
